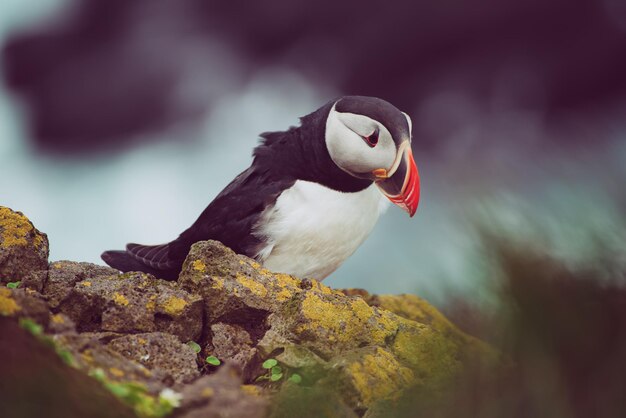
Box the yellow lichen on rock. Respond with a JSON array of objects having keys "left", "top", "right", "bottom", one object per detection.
[
  {"left": 0, "top": 207, "right": 32, "bottom": 247},
  {"left": 192, "top": 260, "right": 207, "bottom": 273},
  {"left": 0, "top": 288, "right": 21, "bottom": 315},
  {"left": 270, "top": 273, "right": 300, "bottom": 301},
  {"left": 241, "top": 385, "right": 263, "bottom": 397},
  {"left": 308, "top": 279, "right": 335, "bottom": 295},
  {"left": 275, "top": 288, "right": 294, "bottom": 302},
  {"left": 247, "top": 260, "right": 262, "bottom": 270},
  {"left": 51, "top": 314, "right": 65, "bottom": 324},
  {"left": 162, "top": 296, "right": 188, "bottom": 316},
  {"left": 390, "top": 318, "right": 462, "bottom": 387},
  {"left": 297, "top": 292, "right": 397, "bottom": 345},
  {"left": 377, "top": 294, "right": 458, "bottom": 334},
  {"left": 145, "top": 294, "right": 157, "bottom": 311},
  {"left": 32, "top": 232, "right": 45, "bottom": 249},
  {"left": 210, "top": 277, "right": 224, "bottom": 290},
  {"left": 112, "top": 292, "right": 130, "bottom": 306},
  {"left": 343, "top": 347, "right": 414, "bottom": 408},
  {"left": 109, "top": 367, "right": 125, "bottom": 378},
  {"left": 272, "top": 273, "right": 300, "bottom": 289},
  {"left": 236, "top": 273, "right": 268, "bottom": 298},
  {"left": 81, "top": 349, "right": 94, "bottom": 365}
]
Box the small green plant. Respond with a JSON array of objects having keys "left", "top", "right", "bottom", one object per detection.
[
  {"left": 6, "top": 281, "right": 21, "bottom": 289},
  {"left": 257, "top": 358, "right": 298, "bottom": 383},
  {"left": 270, "top": 365, "right": 283, "bottom": 381},
  {"left": 205, "top": 355, "right": 221, "bottom": 366},
  {"left": 187, "top": 341, "right": 201, "bottom": 354},
  {"left": 262, "top": 358, "right": 278, "bottom": 369},
  {"left": 287, "top": 373, "right": 302, "bottom": 384}
]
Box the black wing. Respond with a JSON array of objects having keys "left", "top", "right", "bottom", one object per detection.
[{"left": 101, "top": 165, "right": 295, "bottom": 280}]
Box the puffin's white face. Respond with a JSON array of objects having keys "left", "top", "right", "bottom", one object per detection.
[
  {"left": 325, "top": 103, "right": 413, "bottom": 179},
  {"left": 324, "top": 97, "right": 419, "bottom": 217}
]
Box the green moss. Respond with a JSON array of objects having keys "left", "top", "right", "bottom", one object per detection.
[
  {"left": 90, "top": 368, "right": 177, "bottom": 417},
  {"left": 390, "top": 319, "right": 462, "bottom": 389},
  {"left": 19, "top": 317, "right": 77, "bottom": 367},
  {"left": 377, "top": 294, "right": 457, "bottom": 333}
]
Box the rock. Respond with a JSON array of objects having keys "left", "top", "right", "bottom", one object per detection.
[
  {"left": 21, "top": 269, "right": 48, "bottom": 292},
  {"left": 0, "top": 287, "right": 51, "bottom": 327},
  {"left": 0, "top": 207, "right": 48, "bottom": 284},
  {"left": 175, "top": 363, "right": 268, "bottom": 418},
  {"left": 107, "top": 332, "right": 200, "bottom": 385},
  {"left": 262, "top": 290, "right": 399, "bottom": 359},
  {"left": 340, "top": 290, "right": 461, "bottom": 334},
  {"left": 0, "top": 208, "right": 499, "bottom": 418},
  {"left": 44, "top": 261, "right": 119, "bottom": 309},
  {"left": 209, "top": 323, "right": 258, "bottom": 379},
  {"left": 324, "top": 346, "right": 414, "bottom": 410},
  {"left": 48, "top": 313, "right": 77, "bottom": 334},
  {"left": 371, "top": 293, "right": 461, "bottom": 333},
  {"left": 58, "top": 272, "right": 203, "bottom": 341},
  {"left": 180, "top": 240, "right": 496, "bottom": 410},
  {"left": 0, "top": 317, "right": 136, "bottom": 418},
  {"left": 54, "top": 333, "right": 163, "bottom": 391},
  {"left": 179, "top": 240, "right": 339, "bottom": 340}
]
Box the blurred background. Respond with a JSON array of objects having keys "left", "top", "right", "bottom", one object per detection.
[{"left": 1, "top": 0, "right": 625, "bottom": 309}]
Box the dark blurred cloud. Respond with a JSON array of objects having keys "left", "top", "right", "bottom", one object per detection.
[
  {"left": 1, "top": 0, "right": 624, "bottom": 303},
  {"left": 2, "top": 0, "right": 625, "bottom": 154}
]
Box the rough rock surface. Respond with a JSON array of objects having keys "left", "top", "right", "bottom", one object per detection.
[
  {"left": 0, "top": 206, "right": 48, "bottom": 284},
  {"left": 57, "top": 271, "right": 203, "bottom": 341},
  {"left": 0, "top": 286, "right": 51, "bottom": 326},
  {"left": 0, "top": 208, "right": 498, "bottom": 418},
  {"left": 175, "top": 364, "right": 268, "bottom": 418},
  {"left": 108, "top": 332, "right": 200, "bottom": 384},
  {"left": 45, "top": 261, "right": 119, "bottom": 308}
]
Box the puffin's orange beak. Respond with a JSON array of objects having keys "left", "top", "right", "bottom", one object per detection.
[{"left": 374, "top": 146, "right": 420, "bottom": 217}]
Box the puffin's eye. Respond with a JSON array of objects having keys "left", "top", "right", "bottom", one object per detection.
[{"left": 363, "top": 129, "right": 379, "bottom": 147}]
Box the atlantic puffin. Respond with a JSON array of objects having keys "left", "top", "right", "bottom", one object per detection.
[{"left": 102, "top": 96, "right": 420, "bottom": 280}]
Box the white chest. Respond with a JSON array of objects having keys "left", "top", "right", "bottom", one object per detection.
[{"left": 253, "top": 181, "right": 388, "bottom": 280}]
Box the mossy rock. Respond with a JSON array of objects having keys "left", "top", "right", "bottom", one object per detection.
[
  {"left": 58, "top": 272, "right": 203, "bottom": 341},
  {"left": 0, "top": 207, "right": 49, "bottom": 284},
  {"left": 0, "top": 208, "right": 501, "bottom": 418},
  {"left": 180, "top": 240, "right": 500, "bottom": 410}
]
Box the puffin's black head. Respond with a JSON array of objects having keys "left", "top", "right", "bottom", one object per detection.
[{"left": 325, "top": 96, "right": 420, "bottom": 216}]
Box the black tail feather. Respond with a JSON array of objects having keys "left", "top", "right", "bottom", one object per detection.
[{"left": 101, "top": 249, "right": 180, "bottom": 280}]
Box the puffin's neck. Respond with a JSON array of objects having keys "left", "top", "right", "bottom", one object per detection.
[{"left": 253, "top": 103, "right": 372, "bottom": 193}]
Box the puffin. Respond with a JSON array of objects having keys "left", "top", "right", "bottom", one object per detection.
[{"left": 102, "top": 96, "right": 420, "bottom": 281}]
